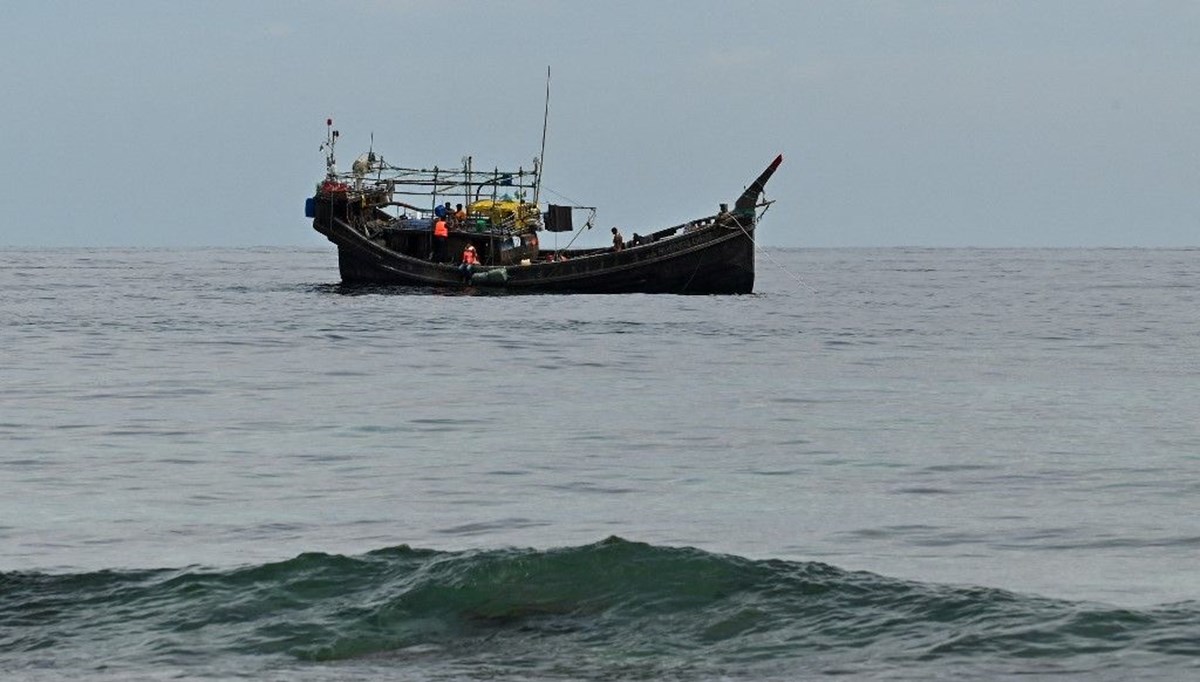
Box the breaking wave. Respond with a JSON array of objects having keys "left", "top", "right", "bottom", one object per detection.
[{"left": 3, "top": 538, "right": 1197, "bottom": 679}]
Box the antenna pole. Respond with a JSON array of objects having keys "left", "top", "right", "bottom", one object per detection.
[
  {"left": 323, "top": 118, "right": 339, "bottom": 177},
  {"left": 533, "top": 66, "right": 550, "bottom": 207}
]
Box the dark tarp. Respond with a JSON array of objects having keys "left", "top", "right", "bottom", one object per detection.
[{"left": 544, "top": 204, "right": 574, "bottom": 232}]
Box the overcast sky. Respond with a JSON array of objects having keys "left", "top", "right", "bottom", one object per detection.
[{"left": 1, "top": 1, "right": 1197, "bottom": 248}]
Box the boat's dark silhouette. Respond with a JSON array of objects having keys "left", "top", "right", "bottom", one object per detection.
[{"left": 308, "top": 122, "right": 781, "bottom": 294}]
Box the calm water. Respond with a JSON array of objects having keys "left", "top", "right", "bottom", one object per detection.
[{"left": 2, "top": 246, "right": 1198, "bottom": 679}]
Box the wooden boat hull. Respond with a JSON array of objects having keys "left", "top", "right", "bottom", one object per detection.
[{"left": 317, "top": 214, "right": 755, "bottom": 294}]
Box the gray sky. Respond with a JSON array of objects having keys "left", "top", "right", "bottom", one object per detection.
[{"left": 2, "top": 1, "right": 1196, "bottom": 248}]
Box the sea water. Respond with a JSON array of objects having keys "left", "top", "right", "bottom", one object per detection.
[{"left": 1, "top": 246, "right": 1197, "bottom": 680}]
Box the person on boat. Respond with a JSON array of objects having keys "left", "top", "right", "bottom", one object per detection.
[
  {"left": 459, "top": 244, "right": 479, "bottom": 282},
  {"left": 454, "top": 203, "right": 467, "bottom": 224},
  {"left": 432, "top": 217, "right": 449, "bottom": 262},
  {"left": 611, "top": 227, "right": 624, "bottom": 252}
]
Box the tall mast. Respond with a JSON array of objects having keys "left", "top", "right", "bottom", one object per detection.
[{"left": 532, "top": 66, "right": 550, "bottom": 208}]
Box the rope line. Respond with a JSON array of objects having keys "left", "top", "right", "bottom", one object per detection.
[{"left": 739, "top": 201, "right": 817, "bottom": 295}]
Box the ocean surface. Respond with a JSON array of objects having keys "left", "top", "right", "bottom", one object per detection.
[{"left": 1, "top": 246, "right": 1197, "bottom": 680}]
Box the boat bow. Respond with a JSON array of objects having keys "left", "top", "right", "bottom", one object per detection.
[{"left": 735, "top": 154, "right": 783, "bottom": 213}]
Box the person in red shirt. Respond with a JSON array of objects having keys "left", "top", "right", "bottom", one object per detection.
[{"left": 459, "top": 244, "right": 479, "bottom": 282}]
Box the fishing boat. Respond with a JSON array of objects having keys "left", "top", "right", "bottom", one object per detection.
[{"left": 306, "top": 119, "right": 781, "bottom": 294}]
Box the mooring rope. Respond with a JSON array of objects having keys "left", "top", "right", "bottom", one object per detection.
[{"left": 738, "top": 200, "right": 817, "bottom": 294}]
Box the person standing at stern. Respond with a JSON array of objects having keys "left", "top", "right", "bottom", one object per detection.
[{"left": 432, "top": 216, "right": 449, "bottom": 262}]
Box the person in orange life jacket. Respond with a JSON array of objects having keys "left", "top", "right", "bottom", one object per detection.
[
  {"left": 432, "top": 217, "right": 449, "bottom": 262},
  {"left": 459, "top": 244, "right": 479, "bottom": 282}
]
